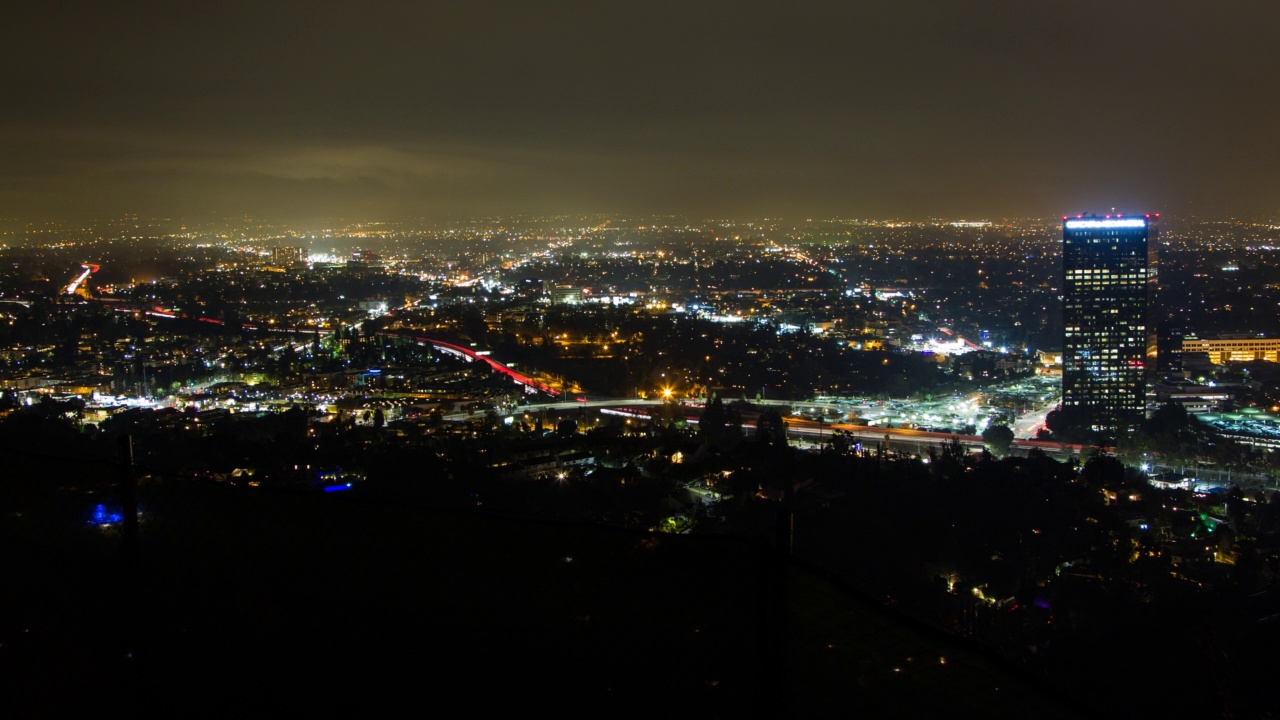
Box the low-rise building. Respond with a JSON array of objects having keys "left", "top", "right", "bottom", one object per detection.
[{"left": 1181, "top": 335, "right": 1280, "bottom": 364}]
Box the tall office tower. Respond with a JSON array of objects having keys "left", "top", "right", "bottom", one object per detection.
[
  {"left": 271, "top": 246, "right": 305, "bottom": 268},
  {"left": 1156, "top": 323, "right": 1185, "bottom": 376},
  {"left": 1061, "top": 214, "right": 1158, "bottom": 437}
]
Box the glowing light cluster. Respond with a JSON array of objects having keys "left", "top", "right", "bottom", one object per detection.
[
  {"left": 1063, "top": 218, "right": 1146, "bottom": 229},
  {"left": 90, "top": 504, "right": 124, "bottom": 525}
]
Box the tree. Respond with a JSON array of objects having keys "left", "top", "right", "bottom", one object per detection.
[
  {"left": 699, "top": 396, "right": 727, "bottom": 445},
  {"left": 725, "top": 404, "right": 746, "bottom": 445},
  {"left": 557, "top": 418, "right": 578, "bottom": 438},
  {"left": 982, "top": 424, "right": 1015, "bottom": 457},
  {"left": 1045, "top": 404, "right": 1091, "bottom": 442},
  {"left": 277, "top": 344, "right": 298, "bottom": 379},
  {"left": 942, "top": 436, "right": 967, "bottom": 465},
  {"left": 755, "top": 408, "right": 788, "bottom": 446},
  {"left": 655, "top": 396, "right": 683, "bottom": 426},
  {"left": 1081, "top": 453, "right": 1124, "bottom": 487},
  {"left": 1142, "top": 401, "right": 1197, "bottom": 438},
  {"left": 831, "top": 429, "right": 851, "bottom": 454}
]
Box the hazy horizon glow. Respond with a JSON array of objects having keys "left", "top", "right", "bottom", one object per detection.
[{"left": 3, "top": 1, "right": 1279, "bottom": 224}]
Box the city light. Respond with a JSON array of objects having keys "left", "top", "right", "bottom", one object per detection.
[
  {"left": 0, "top": 0, "right": 1276, "bottom": 711},
  {"left": 89, "top": 504, "right": 124, "bottom": 525},
  {"left": 1063, "top": 218, "right": 1146, "bottom": 229}
]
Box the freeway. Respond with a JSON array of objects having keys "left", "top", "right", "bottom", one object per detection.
[
  {"left": 786, "top": 418, "right": 1091, "bottom": 459},
  {"left": 451, "top": 396, "right": 1092, "bottom": 459},
  {"left": 375, "top": 331, "right": 560, "bottom": 396},
  {"left": 96, "top": 299, "right": 561, "bottom": 397},
  {"left": 109, "top": 298, "right": 1083, "bottom": 459},
  {"left": 63, "top": 263, "right": 98, "bottom": 295}
]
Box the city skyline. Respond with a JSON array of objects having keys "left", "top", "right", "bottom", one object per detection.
[
  {"left": 6, "top": 5, "right": 1280, "bottom": 715},
  {"left": 5, "top": 198, "right": 1280, "bottom": 717},
  {"left": 3, "top": 2, "right": 1280, "bottom": 224}
]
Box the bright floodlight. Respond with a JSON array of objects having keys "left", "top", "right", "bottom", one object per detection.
[{"left": 1063, "top": 218, "right": 1147, "bottom": 229}]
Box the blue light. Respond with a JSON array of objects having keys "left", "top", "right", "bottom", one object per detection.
[
  {"left": 1063, "top": 218, "right": 1146, "bottom": 229},
  {"left": 89, "top": 504, "right": 124, "bottom": 525},
  {"left": 323, "top": 483, "right": 353, "bottom": 493}
]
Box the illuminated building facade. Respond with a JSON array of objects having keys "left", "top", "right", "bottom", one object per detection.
[
  {"left": 1180, "top": 335, "right": 1280, "bottom": 364},
  {"left": 1061, "top": 215, "right": 1157, "bottom": 435},
  {"left": 549, "top": 285, "right": 584, "bottom": 305},
  {"left": 271, "top": 246, "right": 306, "bottom": 268}
]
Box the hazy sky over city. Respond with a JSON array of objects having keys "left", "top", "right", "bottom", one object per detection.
[{"left": 3, "top": 1, "right": 1278, "bottom": 224}]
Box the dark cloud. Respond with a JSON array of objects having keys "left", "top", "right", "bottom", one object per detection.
[{"left": 2, "top": 1, "right": 1278, "bottom": 222}]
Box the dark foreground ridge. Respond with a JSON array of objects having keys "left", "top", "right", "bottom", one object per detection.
[{"left": 3, "top": 454, "right": 1082, "bottom": 719}]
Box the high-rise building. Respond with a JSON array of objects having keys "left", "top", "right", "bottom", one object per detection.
[
  {"left": 1157, "top": 323, "right": 1185, "bottom": 375},
  {"left": 271, "top": 246, "right": 306, "bottom": 268},
  {"left": 1061, "top": 214, "right": 1158, "bottom": 436}
]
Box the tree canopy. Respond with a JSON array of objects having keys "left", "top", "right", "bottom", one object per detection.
[{"left": 981, "top": 424, "right": 1015, "bottom": 457}]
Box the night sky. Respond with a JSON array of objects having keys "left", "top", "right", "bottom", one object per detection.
[{"left": 3, "top": 1, "right": 1278, "bottom": 224}]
